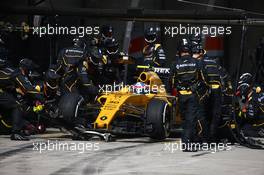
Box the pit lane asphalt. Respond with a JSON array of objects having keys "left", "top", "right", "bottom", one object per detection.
[{"left": 0, "top": 129, "right": 264, "bottom": 175}]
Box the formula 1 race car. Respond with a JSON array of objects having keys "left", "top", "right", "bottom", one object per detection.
[{"left": 58, "top": 66, "right": 178, "bottom": 141}]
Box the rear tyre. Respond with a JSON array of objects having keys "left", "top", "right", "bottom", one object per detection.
[{"left": 58, "top": 93, "right": 84, "bottom": 123}]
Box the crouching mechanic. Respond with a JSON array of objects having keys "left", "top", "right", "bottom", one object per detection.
[
  {"left": 56, "top": 37, "right": 98, "bottom": 100},
  {"left": 236, "top": 73, "right": 264, "bottom": 138},
  {"left": 0, "top": 58, "right": 44, "bottom": 140},
  {"left": 35, "top": 65, "right": 61, "bottom": 118},
  {"left": 169, "top": 38, "right": 207, "bottom": 152}
]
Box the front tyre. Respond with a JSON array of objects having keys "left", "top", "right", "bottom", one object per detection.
[{"left": 146, "top": 98, "right": 170, "bottom": 140}]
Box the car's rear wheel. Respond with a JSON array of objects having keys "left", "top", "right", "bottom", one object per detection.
[
  {"left": 146, "top": 98, "right": 170, "bottom": 140},
  {"left": 58, "top": 93, "right": 85, "bottom": 123}
]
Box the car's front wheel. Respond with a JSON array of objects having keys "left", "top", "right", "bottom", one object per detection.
[{"left": 146, "top": 98, "right": 171, "bottom": 140}]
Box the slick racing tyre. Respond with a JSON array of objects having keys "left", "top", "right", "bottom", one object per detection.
[
  {"left": 59, "top": 93, "right": 84, "bottom": 123},
  {"left": 146, "top": 98, "right": 170, "bottom": 140}
]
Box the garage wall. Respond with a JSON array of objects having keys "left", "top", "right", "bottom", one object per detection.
[{"left": 227, "top": 0, "right": 264, "bottom": 79}]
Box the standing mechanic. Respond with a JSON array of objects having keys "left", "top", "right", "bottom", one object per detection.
[
  {"left": 96, "top": 25, "right": 114, "bottom": 52},
  {"left": 190, "top": 34, "right": 222, "bottom": 143},
  {"left": 128, "top": 27, "right": 168, "bottom": 85},
  {"left": 56, "top": 37, "right": 98, "bottom": 99},
  {"left": 190, "top": 35, "right": 209, "bottom": 143},
  {"left": 141, "top": 27, "right": 166, "bottom": 67},
  {"left": 203, "top": 56, "right": 223, "bottom": 143},
  {"left": 0, "top": 56, "right": 44, "bottom": 140},
  {"left": 56, "top": 37, "right": 99, "bottom": 129},
  {"left": 219, "top": 66, "right": 233, "bottom": 123},
  {"left": 169, "top": 38, "right": 207, "bottom": 152},
  {"left": 101, "top": 37, "right": 126, "bottom": 84}
]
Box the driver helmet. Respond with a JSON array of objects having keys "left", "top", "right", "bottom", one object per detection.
[{"left": 132, "top": 82, "right": 149, "bottom": 94}]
